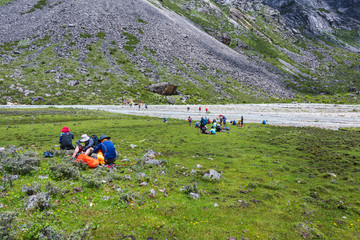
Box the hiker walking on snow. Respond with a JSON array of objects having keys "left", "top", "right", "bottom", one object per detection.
[
  {"left": 93, "top": 135, "right": 117, "bottom": 166},
  {"left": 205, "top": 108, "right": 208, "bottom": 113},
  {"left": 72, "top": 134, "right": 96, "bottom": 158},
  {"left": 59, "top": 126, "right": 74, "bottom": 150},
  {"left": 187, "top": 106, "right": 190, "bottom": 111},
  {"left": 199, "top": 106, "right": 201, "bottom": 111}
]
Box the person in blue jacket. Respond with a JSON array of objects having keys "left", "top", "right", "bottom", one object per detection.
[{"left": 93, "top": 135, "right": 117, "bottom": 165}]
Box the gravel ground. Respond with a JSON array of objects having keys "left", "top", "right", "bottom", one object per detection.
[{"left": 2, "top": 104, "right": 360, "bottom": 130}]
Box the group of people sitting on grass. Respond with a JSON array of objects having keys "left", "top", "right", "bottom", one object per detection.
[
  {"left": 59, "top": 127, "right": 117, "bottom": 167},
  {"left": 193, "top": 115, "right": 244, "bottom": 134}
]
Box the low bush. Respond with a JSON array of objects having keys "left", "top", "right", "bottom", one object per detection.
[
  {"left": 49, "top": 162, "right": 79, "bottom": 180},
  {"left": 0, "top": 211, "right": 16, "bottom": 240},
  {"left": 1, "top": 153, "right": 40, "bottom": 175}
]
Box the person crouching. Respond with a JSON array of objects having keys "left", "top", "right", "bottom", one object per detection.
[
  {"left": 59, "top": 126, "right": 74, "bottom": 150},
  {"left": 93, "top": 135, "right": 117, "bottom": 166},
  {"left": 72, "top": 134, "right": 95, "bottom": 158}
]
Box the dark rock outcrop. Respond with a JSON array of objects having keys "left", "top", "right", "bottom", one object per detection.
[{"left": 149, "top": 82, "right": 178, "bottom": 95}]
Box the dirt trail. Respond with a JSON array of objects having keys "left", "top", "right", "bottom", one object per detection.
[{"left": 2, "top": 104, "right": 360, "bottom": 130}]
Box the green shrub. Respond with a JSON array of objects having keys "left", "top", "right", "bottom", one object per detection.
[
  {"left": 1, "top": 153, "right": 41, "bottom": 175},
  {"left": 0, "top": 212, "right": 16, "bottom": 239},
  {"left": 49, "top": 162, "right": 79, "bottom": 180}
]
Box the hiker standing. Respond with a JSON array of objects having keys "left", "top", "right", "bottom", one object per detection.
[
  {"left": 164, "top": 118, "right": 167, "bottom": 123},
  {"left": 205, "top": 108, "right": 208, "bottom": 113},
  {"left": 93, "top": 135, "right": 117, "bottom": 166},
  {"left": 240, "top": 116, "right": 244, "bottom": 127},
  {"left": 59, "top": 126, "right": 74, "bottom": 150},
  {"left": 223, "top": 115, "right": 227, "bottom": 126},
  {"left": 187, "top": 106, "right": 190, "bottom": 111},
  {"left": 72, "top": 134, "right": 96, "bottom": 158},
  {"left": 188, "top": 116, "right": 192, "bottom": 126},
  {"left": 138, "top": 104, "right": 141, "bottom": 110},
  {"left": 199, "top": 107, "right": 201, "bottom": 111},
  {"left": 145, "top": 104, "right": 148, "bottom": 109},
  {"left": 219, "top": 115, "right": 223, "bottom": 126}
]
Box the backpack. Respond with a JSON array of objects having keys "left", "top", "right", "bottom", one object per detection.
[{"left": 90, "top": 135, "right": 100, "bottom": 147}]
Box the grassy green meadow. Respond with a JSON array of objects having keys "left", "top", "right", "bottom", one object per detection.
[{"left": 0, "top": 109, "right": 359, "bottom": 239}]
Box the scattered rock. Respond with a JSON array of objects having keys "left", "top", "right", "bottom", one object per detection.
[
  {"left": 0, "top": 186, "right": 5, "bottom": 191},
  {"left": 55, "top": 91, "right": 62, "bottom": 96},
  {"left": 140, "top": 182, "right": 148, "bottom": 187},
  {"left": 31, "top": 96, "right": 44, "bottom": 104},
  {"left": 227, "top": 237, "right": 237, "bottom": 240},
  {"left": 149, "top": 189, "right": 156, "bottom": 198},
  {"left": 214, "top": 203, "right": 219, "bottom": 207},
  {"left": 124, "top": 175, "right": 131, "bottom": 181},
  {"left": 196, "top": 164, "right": 202, "bottom": 169},
  {"left": 167, "top": 96, "right": 175, "bottom": 105},
  {"left": 116, "top": 188, "right": 123, "bottom": 192},
  {"left": 141, "top": 149, "right": 160, "bottom": 161},
  {"left": 190, "top": 192, "right": 199, "bottom": 199},
  {"left": 136, "top": 172, "right": 146, "bottom": 178},
  {"left": 38, "top": 175, "right": 48, "bottom": 180},
  {"left": 102, "top": 196, "right": 110, "bottom": 200},
  {"left": 159, "top": 171, "right": 166, "bottom": 176},
  {"left": 146, "top": 159, "right": 162, "bottom": 165},
  {"left": 203, "top": 169, "right": 222, "bottom": 180},
  {"left": 27, "top": 192, "right": 50, "bottom": 209},
  {"left": 130, "top": 144, "right": 137, "bottom": 148},
  {"left": 190, "top": 169, "right": 197, "bottom": 175},
  {"left": 68, "top": 80, "right": 80, "bottom": 87},
  {"left": 73, "top": 187, "right": 83, "bottom": 193}
]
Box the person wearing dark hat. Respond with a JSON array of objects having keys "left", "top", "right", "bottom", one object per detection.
[
  {"left": 93, "top": 135, "right": 117, "bottom": 166},
  {"left": 59, "top": 126, "right": 74, "bottom": 150},
  {"left": 72, "top": 134, "right": 95, "bottom": 158}
]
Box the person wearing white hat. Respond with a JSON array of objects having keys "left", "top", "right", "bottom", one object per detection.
[{"left": 72, "top": 134, "right": 95, "bottom": 158}]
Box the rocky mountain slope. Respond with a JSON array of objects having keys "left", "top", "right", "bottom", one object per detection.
[{"left": 0, "top": 0, "right": 359, "bottom": 105}]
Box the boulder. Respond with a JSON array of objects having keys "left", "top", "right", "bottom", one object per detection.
[
  {"left": 30, "top": 96, "right": 44, "bottom": 104},
  {"left": 203, "top": 169, "right": 222, "bottom": 180},
  {"left": 167, "top": 96, "right": 175, "bottom": 105},
  {"left": 68, "top": 80, "right": 80, "bottom": 87},
  {"left": 190, "top": 192, "right": 199, "bottom": 199},
  {"left": 27, "top": 192, "right": 50, "bottom": 210},
  {"left": 148, "top": 82, "right": 178, "bottom": 95}
]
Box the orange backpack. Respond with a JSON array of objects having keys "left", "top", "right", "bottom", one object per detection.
[{"left": 76, "top": 153, "right": 99, "bottom": 168}]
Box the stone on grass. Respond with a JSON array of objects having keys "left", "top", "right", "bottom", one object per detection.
[
  {"left": 130, "top": 144, "right": 137, "bottom": 148},
  {"left": 203, "top": 169, "right": 222, "bottom": 180},
  {"left": 136, "top": 172, "right": 146, "bottom": 178},
  {"left": 68, "top": 80, "right": 80, "bottom": 86},
  {"left": 190, "top": 192, "right": 199, "bottom": 199},
  {"left": 140, "top": 182, "right": 148, "bottom": 187},
  {"left": 141, "top": 149, "right": 159, "bottom": 160},
  {"left": 190, "top": 169, "right": 197, "bottom": 175},
  {"left": 38, "top": 175, "right": 48, "bottom": 180},
  {"left": 196, "top": 164, "right": 202, "bottom": 168},
  {"left": 102, "top": 196, "right": 110, "bottom": 201},
  {"left": 149, "top": 189, "right": 156, "bottom": 198},
  {"left": 159, "top": 171, "right": 165, "bottom": 176},
  {"left": 124, "top": 175, "right": 131, "bottom": 181},
  {"left": 27, "top": 192, "right": 50, "bottom": 209},
  {"left": 0, "top": 186, "right": 5, "bottom": 191},
  {"left": 73, "top": 187, "right": 83, "bottom": 193},
  {"left": 214, "top": 203, "right": 219, "bottom": 207},
  {"left": 146, "top": 159, "right": 162, "bottom": 166}
]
